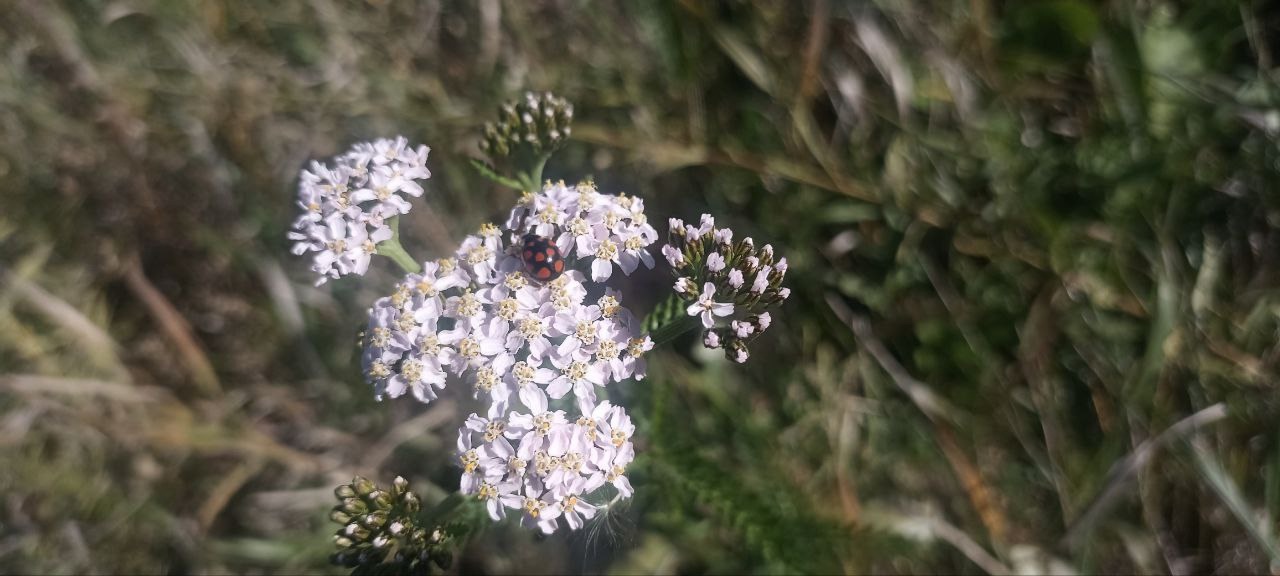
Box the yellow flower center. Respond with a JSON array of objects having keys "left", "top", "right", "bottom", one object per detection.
[
  {"left": 390, "top": 284, "right": 411, "bottom": 308},
  {"left": 461, "top": 449, "right": 479, "bottom": 473},
  {"left": 596, "top": 340, "right": 619, "bottom": 361},
  {"left": 419, "top": 333, "right": 440, "bottom": 354},
  {"left": 512, "top": 361, "right": 536, "bottom": 385},
  {"left": 497, "top": 298, "right": 519, "bottom": 320},
  {"left": 504, "top": 273, "right": 527, "bottom": 291},
  {"left": 598, "top": 295, "right": 620, "bottom": 317},
  {"left": 394, "top": 312, "right": 416, "bottom": 333},
  {"left": 484, "top": 420, "right": 505, "bottom": 442},
  {"left": 401, "top": 359, "right": 423, "bottom": 382},
  {"left": 574, "top": 320, "right": 596, "bottom": 344},
  {"left": 534, "top": 414, "right": 554, "bottom": 436},
  {"left": 465, "top": 245, "right": 491, "bottom": 265},
  {"left": 577, "top": 417, "right": 598, "bottom": 442},
  {"left": 456, "top": 291, "right": 481, "bottom": 317},
  {"left": 534, "top": 451, "right": 554, "bottom": 475},
  {"left": 518, "top": 318, "right": 543, "bottom": 339},
  {"left": 563, "top": 452, "right": 583, "bottom": 473},
  {"left": 458, "top": 337, "right": 480, "bottom": 359},
  {"left": 523, "top": 497, "right": 543, "bottom": 518},
  {"left": 474, "top": 367, "right": 499, "bottom": 392}
]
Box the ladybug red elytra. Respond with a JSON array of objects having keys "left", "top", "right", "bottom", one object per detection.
[{"left": 521, "top": 233, "right": 565, "bottom": 281}]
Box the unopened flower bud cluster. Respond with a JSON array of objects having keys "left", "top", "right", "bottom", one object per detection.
[
  {"left": 480, "top": 91, "right": 574, "bottom": 158},
  {"left": 360, "top": 181, "right": 656, "bottom": 534},
  {"left": 329, "top": 476, "right": 452, "bottom": 571},
  {"left": 663, "top": 214, "right": 789, "bottom": 363},
  {"left": 289, "top": 137, "right": 431, "bottom": 285}
]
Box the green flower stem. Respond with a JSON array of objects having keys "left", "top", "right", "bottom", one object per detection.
[
  {"left": 513, "top": 152, "right": 552, "bottom": 192},
  {"left": 525, "top": 152, "right": 550, "bottom": 190},
  {"left": 377, "top": 217, "right": 421, "bottom": 274}
]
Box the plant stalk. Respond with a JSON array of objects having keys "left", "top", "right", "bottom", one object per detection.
[{"left": 378, "top": 217, "right": 421, "bottom": 274}]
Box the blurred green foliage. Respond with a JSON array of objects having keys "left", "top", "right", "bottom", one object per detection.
[{"left": 3, "top": 0, "right": 1280, "bottom": 574}]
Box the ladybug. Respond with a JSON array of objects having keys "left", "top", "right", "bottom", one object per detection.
[{"left": 521, "top": 233, "right": 565, "bottom": 281}]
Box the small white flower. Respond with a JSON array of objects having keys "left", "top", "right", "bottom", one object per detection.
[
  {"left": 685, "top": 214, "right": 715, "bottom": 239},
  {"left": 751, "top": 265, "right": 773, "bottom": 293},
  {"left": 547, "top": 352, "right": 608, "bottom": 402},
  {"left": 622, "top": 336, "right": 653, "bottom": 381},
  {"left": 728, "top": 268, "right": 745, "bottom": 289},
  {"left": 618, "top": 232, "right": 656, "bottom": 276},
  {"left": 662, "top": 244, "right": 685, "bottom": 267},
  {"left": 731, "top": 320, "right": 755, "bottom": 338},
  {"left": 556, "top": 478, "right": 600, "bottom": 530},
  {"left": 703, "top": 330, "right": 722, "bottom": 349},
  {"left": 687, "top": 282, "right": 734, "bottom": 328},
  {"left": 706, "top": 252, "right": 725, "bottom": 272}
]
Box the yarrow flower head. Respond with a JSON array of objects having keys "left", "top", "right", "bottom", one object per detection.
[
  {"left": 455, "top": 397, "right": 636, "bottom": 534},
  {"left": 357, "top": 180, "right": 656, "bottom": 534},
  {"left": 288, "top": 137, "right": 431, "bottom": 285},
  {"left": 663, "top": 214, "right": 789, "bottom": 363},
  {"left": 506, "top": 180, "right": 659, "bottom": 282},
  {"left": 480, "top": 91, "right": 574, "bottom": 159}
]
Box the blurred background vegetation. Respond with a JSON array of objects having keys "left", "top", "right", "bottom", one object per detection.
[{"left": 3, "top": 0, "right": 1280, "bottom": 573}]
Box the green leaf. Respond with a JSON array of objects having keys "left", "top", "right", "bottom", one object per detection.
[
  {"left": 1189, "top": 438, "right": 1280, "bottom": 567},
  {"left": 468, "top": 158, "right": 525, "bottom": 190}
]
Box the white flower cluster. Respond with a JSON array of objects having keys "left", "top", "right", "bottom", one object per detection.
[
  {"left": 457, "top": 397, "right": 635, "bottom": 533},
  {"left": 506, "top": 181, "right": 658, "bottom": 282},
  {"left": 361, "top": 181, "right": 658, "bottom": 534},
  {"left": 288, "top": 137, "right": 431, "bottom": 285},
  {"left": 664, "top": 214, "right": 789, "bottom": 363}
]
